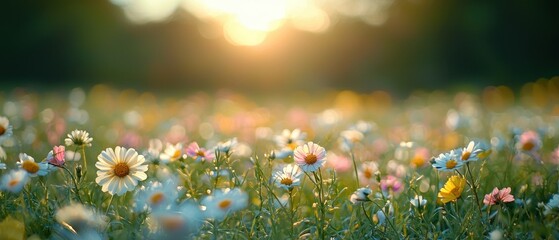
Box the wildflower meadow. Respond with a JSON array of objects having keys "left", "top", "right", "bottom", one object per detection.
[{"left": 1, "top": 78, "right": 559, "bottom": 239}]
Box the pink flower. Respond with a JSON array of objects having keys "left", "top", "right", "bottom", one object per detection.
[
  {"left": 380, "top": 175, "right": 403, "bottom": 195},
  {"left": 483, "top": 187, "right": 515, "bottom": 206},
  {"left": 186, "top": 142, "right": 215, "bottom": 162},
  {"left": 551, "top": 146, "right": 559, "bottom": 165},
  {"left": 47, "top": 145, "right": 66, "bottom": 167},
  {"left": 516, "top": 131, "right": 541, "bottom": 153}
]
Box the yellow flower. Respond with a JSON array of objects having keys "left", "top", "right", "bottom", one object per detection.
[{"left": 437, "top": 175, "right": 466, "bottom": 204}]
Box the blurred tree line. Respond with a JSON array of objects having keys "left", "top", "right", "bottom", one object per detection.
[{"left": 1, "top": 0, "right": 558, "bottom": 96}]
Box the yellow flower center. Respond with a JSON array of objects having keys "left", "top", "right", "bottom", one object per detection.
[
  {"left": 445, "top": 160, "right": 457, "bottom": 169},
  {"left": 150, "top": 192, "right": 165, "bottom": 205},
  {"left": 280, "top": 178, "right": 293, "bottom": 186},
  {"left": 363, "top": 168, "right": 373, "bottom": 179},
  {"left": 287, "top": 142, "right": 297, "bottom": 150},
  {"left": 196, "top": 150, "right": 206, "bottom": 157},
  {"left": 218, "top": 199, "right": 232, "bottom": 210},
  {"left": 172, "top": 150, "right": 181, "bottom": 159},
  {"left": 0, "top": 126, "right": 5, "bottom": 135},
  {"left": 304, "top": 154, "right": 318, "bottom": 165},
  {"left": 411, "top": 156, "right": 425, "bottom": 167},
  {"left": 461, "top": 152, "right": 471, "bottom": 161},
  {"left": 522, "top": 142, "right": 535, "bottom": 151},
  {"left": 160, "top": 216, "right": 183, "bottom": 231},
  {"left": 8, "top": 179, "right": 19, "bottom": 187},
  {"left": 22, "top": 160, "right": 39, "bottom": 174},
  {"left": 113, "top": 163, "right": 130, "bottom": 178}
]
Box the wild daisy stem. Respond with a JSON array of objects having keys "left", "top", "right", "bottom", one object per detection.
[
  {"left": 61, "top": 166, "right": 83, "bottom": 204},
  {"left": 350, "top": 151, "right": 360, "bottom": 189},
  {"left": 371, "top": 200, "right": 401, "bottom": 239},
  {"left": 81, "top": 146, "right": 88, "bottom": 175},
  {"left": 105, "top": 194, "right": 114, "bottom": 215},
  {"left": 466, "top": 162, "right": 483, "bottom": 217},
  {"left": 360, "top": 203, "right": 375, "bottom": 227},
  {"left": 313, "top": 170, "right": 326, "bottom": 240},
  {"left": 289, "top": 189, "right": 295, "bottom": 239}
]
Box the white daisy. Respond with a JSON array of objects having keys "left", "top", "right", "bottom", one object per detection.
[
  {"left": 56, "top": 202, "right": 107, "bottom": 234},
  {"left": 65, "top": 129, "right": 93, "bottom": 147},
  {"left": 544, "top": 194, "right": 559, "bottom": 216},
  {"left": 0, "top": 116, "right": 12, "bottom": 143},
  {"left": 216, "top": 137, "right": 237, "bottom": 154},
  {"left": 458, "top": 141, "right": 484, "bottom": 162},
  {"left": 273, "top": 164, "right": 302, "bottom": 190},
  {"left": 359, "top": 162, "right": 379, "bottom": 186},
  {"left": 293, "top": 142, "right": 327, "bottom": 173},
  {"left": 159, "top": 143, "right": 183, "bottom": 163},
  {"left": 350, "top": 187, "right": 372, "bottom": 204},
  {"left": 151, "top": 201, "right": 203, "bottom": 239},
  {"left": 95, "top": 146, "right": 148, "bottom": 196},
  {"left": 135, "top": 179, "right": 178, "bottom": 213},
  {"left": 145, "top": 138, "right": 163, "bottom": 161},
  {"left": 0, "top": 145, "right": 6, "bottom": 161},
  {"left": 431, "top": 150, "right": 464, "bottom": 172},
  {"left": 17, "top": 153, "right": 49, "bottom": 177},
  {"left": 339, "top": 129, "right": 364, "bottom": 152},
  {"left": 0, "top": 169, "right": 29, "bottom": 193},
  {"left": 202, "top": 188, "right": 248, "bottom": 221},
  {"left": 410, "top": 195, "right": 427, "bottom": 207},
  {"left": 275, "top": 129, "right": 307, "bottom": 151}
]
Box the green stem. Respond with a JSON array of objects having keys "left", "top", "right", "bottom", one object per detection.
[
  {"left": 466, "top": 162, "right": 483, "bottom": 218},
  {"left": 313, "top": 170, "right": 325, "bottom": 240},
  {"left": 62, "top": 166, "right": 83, "bottom": 204},
  {"left": 81, "top": 146, "right": 88, "bottom": 177},
  {"left": 105, "top": 195, "right": 115, "bottom": 215},
  {"left": 289, "top": 189, "right": 294, "bottom": 239},
  {"left": 360, "top": 203, "right": 375, "bottom": 227},
  {"left": 350, "top": 151, "right": 360, "bottom": 189}
]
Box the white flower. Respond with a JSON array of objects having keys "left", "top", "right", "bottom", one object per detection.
[
  {"left": 294, "top": 142, "right": 327, "bottom": 173},
  {"left": 145, "top": 139, "right": 163, "bottom": 161},
  {"left": 202, "top": 188, "right": 248, "bottom": 221},
  {"left": 488, "top": 229, "right": 503, "bottom": 240},
  {"left": 273, "top": 164, "right": 302, "bottom": 190},
  {"left": 17, "top": 153, "right": 49, "bottom": 177},
  {"left": 216, "top": 137, "right": 237, "bottom": 154},
  {"left": 159, "top": 143, "right": 183, "bottom": 163},
  {"left": 359, "top": 162, "right": 379, "bottom": 186},
  {"left": 431, "top": 150, "right": 463, "bottom": 172},
  {"left": 135, "top": 179, "right": 178, "bottom": 212},
  {"left": 275, "top": 129, "right": 306, "bottom": 151},
  {"left": 56, "top": 202, "right": 107, "bottom": 234},
  {"left": 544, "top": 194, "right": 559, "bottom": 216},
  {"left": 350, "top": 187, "right": 372, "bottom": 204},
  {"left": 272, "top": 148, "right": 294, "bottom": 160},
  {"left": 95, "top": 146, "right": 148, "bottom": 196},
  {"left": 339, "top": 129, "right": 364, "bottom": 152},
  {"left": 458, "top": 141, "right": 484, "bottom": 162},
  {"left": 0, "top": 145, "right": 6, "bottom": 160},
  {"left": 0, "top": 169, "right": 29, "bottom": 193},
  {"left": 0, "top": 116, "right": 13, "bottom": 143},
  {"left": 151, "top": 201, "right": 203, "bottom": 239},
  {"left": 410, "top": 195, "right": 427, "bottom": 207},
  {"left": 65, "top": 129, "right": 93, "bottom": 147}
]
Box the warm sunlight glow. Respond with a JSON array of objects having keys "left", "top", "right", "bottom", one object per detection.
[{"left": 113, "top": 0, "right": 394, "bottom": 45}]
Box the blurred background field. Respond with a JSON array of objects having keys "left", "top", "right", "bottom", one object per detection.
[
  {"left": 2, "top": 0, "right": 558, "bottom": 96},
  {"left": 1, "top": 1, "right": 559, "bottom": 239}
]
